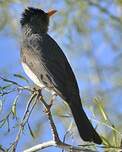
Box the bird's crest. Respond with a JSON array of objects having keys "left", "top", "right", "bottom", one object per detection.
[{"left": 20, "top": 7, "right": 45, "bottom": 26}]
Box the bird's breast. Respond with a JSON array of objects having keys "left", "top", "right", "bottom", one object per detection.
[
  {"left": 22, "top": 62, "right": 45, "bottom": 88},
  {"left": 21, "top": 62, "right": 56, "bottom": 95}
]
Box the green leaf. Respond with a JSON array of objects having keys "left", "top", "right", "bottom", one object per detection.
[
  {"left": 11, "top": 96, "right": 18, "bottom": 117},
  {"left": 112, "top": 124, "right": 118, "bottom": 147},
  {"left": 0, "top": 84, "right": 12, "bottom": 91},
  {"left": 14, "top": 74, "right": 29, "bottom": 83},
  {"left": 94, "top": 97, "right": 108, "bottom": 121},
  {"left": 0, "top": 76, "right": 19, "bottom": 86},
  {"left": 0, "top": 119, "right": 6, "bottom": 128},
  {"left": 101, "top": 136, "right": 112, "bottom": 146},
  {"left": 11, "top": 103, "right": 16, "bottom": 118},
  {"left": 28, "top": 122, "right": 35, "bottom": 138},
  {"left": 0, "top": 144, "right": 6, "bottom": 152},
  {"left": 0, "top": 100, "right": 3, "bottom": 113}
]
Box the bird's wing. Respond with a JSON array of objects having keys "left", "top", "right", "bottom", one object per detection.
[
  {"left": 21, "top": 34, "right": 79, "bottom": 101},
  {"left": 42, "top": 34, "right": 80, "bottom": 99}
]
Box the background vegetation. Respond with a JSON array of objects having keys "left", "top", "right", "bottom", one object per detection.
[{"left": 0, "top": 0, "right": 122, "bottom": 151}]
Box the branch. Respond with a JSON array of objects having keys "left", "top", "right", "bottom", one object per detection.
[
  {"left": 1, "top": 77, "right": 96, "bottom": 152},
  {"left": 9, "top": 92, "right": 38, "bottom": 152},
  {"left": 1, "top": 76, "right": 122, "bottom": 151},
  {"left": 24, "top": 92, "right": 96, "bottom": 152},
  {"left": 39, "top": 93, "right": 60, "bottom": 142},
  {"left": 24, "top": 140, "right": 96, "bottom": 152}
]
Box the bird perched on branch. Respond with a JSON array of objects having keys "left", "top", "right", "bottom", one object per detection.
[{"left": 20, "top": 7, "right": 102, "bottom": 144}]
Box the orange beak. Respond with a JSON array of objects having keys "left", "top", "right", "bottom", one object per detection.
[{"left": 47, "top": 10, "right": 57, "bottom": 17}]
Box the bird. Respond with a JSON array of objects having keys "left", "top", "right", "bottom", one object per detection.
[{"left": 20, "top": 7, "right": 102, "bottom": 144}]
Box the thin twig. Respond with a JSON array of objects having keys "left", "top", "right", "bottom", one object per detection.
[
  {"left": 24, "top": 92, "right": 96, "bottom": 152},
  {"left": 0, "top": 75, "right": 22, "bottom": 87},
  {"left": 62, "top": 121, "right": 74, "bottom": 152},
  {"left": 9, "top": 92, "right": 38, "bottom": 152},
  {"left": 0, "top": 145, "right": 6, "bottom": 152}
]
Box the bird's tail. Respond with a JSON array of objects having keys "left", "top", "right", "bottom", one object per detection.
[{"left": 69, "top": 98, "right": 102, "bottom": 144}]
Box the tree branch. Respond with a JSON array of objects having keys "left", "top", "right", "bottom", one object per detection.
[
  {"left": 24, "top": 91, "right": 96, "bottom": 152},
  {"left": 24, "top": 140, "right": 96, "bottom": 152},
  {"left": 9, "top": 92, "right": 38, "bottom": 152},
  {"left": 39, "top": 93, "right": 60, "bottom": 142},
  {"left": 1, "top": 76, "right": 122, "bottom": 151}
]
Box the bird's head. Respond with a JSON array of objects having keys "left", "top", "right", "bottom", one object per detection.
[{"left": 20, "top": 7, "right": 57, "bottom": 33}]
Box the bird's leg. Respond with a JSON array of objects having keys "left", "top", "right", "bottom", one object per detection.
[
  {"left": 32, "top": 85, "right": 46, "bottom": 96},
  {"left": 32, "top": 85, "right": 43, "bottom": 92}
]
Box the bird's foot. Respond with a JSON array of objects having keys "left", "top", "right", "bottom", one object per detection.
[{"left": 32, "top": 85, "right": 45, "bottom": 96}]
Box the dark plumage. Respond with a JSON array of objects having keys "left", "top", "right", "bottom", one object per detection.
[
  {"left": 20, "top": 7, "right": 48, "bottom": 26},
  {"left": 20, "top": 7, "right": 102, "bottom": 144}
]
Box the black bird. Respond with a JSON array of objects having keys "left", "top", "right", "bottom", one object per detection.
[{"left": 20, "top": 7, "right": 102, "bottom": 144}]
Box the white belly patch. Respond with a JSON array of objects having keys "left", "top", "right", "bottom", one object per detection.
[{"left": 22, "top": 62, "right": 45, "bottom": 88}]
